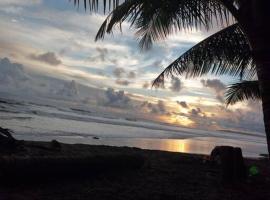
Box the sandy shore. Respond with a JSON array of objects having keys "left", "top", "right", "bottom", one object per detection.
[{"left": 0, "top": 140, "right": 270, "bottom": 200}]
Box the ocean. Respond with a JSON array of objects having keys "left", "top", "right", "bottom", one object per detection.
[{"left": 0, "top": 97, "right": 267, "bottom": 158}]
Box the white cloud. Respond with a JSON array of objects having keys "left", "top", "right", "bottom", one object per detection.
[{"left": 0, "top": 0, "right": 42, "bottom": 6}]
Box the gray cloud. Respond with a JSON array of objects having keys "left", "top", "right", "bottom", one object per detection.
[
  {"left": 86, "top": 47, "right": 109, "bottom": 62},
  {"left": 157, "top": 100, "right": 166, "bottom": 113},
  {"left": 177, "top": 101, "right": 189, "bottom": 108},
  {"left": 0, "top": 57, "right": 29, "bottom": 84},
  {"left": 201, "top": 79, "right": 226, "bottom": 102},
  {"left": 140, "top": 100, "right": 168, "bottom": 114},
  {"left": 216, "top": 94, "right": 225, "bottom": 103},
  {"left": 57, "top": 80, "right": 79, "bottom": 98},
  {"left": 142, "top": 82, "right": 150, "bottom": 89},
  {"left": 30, "top": 52, "right": 62, "bottom": 66},
  {"left": 217, "top": 102, "right": 264, "bottom": 132},
  {"left": 128, "top": 71, "right": 136, "bottom": 79},
  {"left": 103, "top": 88, "right": 130, "bottom": 108},
  {"left": 115, "top": 79, "right": 131, "bottom": 86},
  {"left": 113, "top": 67, "right": 125, "bottom": 78},
  {"left": 153, "top": 60, "right": 162, "bottom": 67},
  {"left": 96, "top": 47, "right": 108, "bottom": 61},
  {"left": 140, "top": 60, "right": 163, "bottom": 74},
  {"left": 190, "top": 107, "right": 202, "bottom": 116},
  {"left": 201, "top": 79, "right": 226, "bottom": 93},
  {"left": 170, "top": 77, "right": 182, "bottom": 92}
]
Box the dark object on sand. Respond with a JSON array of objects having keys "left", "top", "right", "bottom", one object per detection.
[
  {"left": 0, "top": 127, "right": 16, "bottom": 149},
  {"left": 210, "top": 146, "right": 247, "bottom": 183},
  {"left": 259, "top": 153, "right": 269, "bottom": 159},
  {"left": 93, "top": 136, "right": 99, "bottom": 140},
  {"left": 0, "top": 127, "right": 14, "bottom": 139},
  {"left": 50, "top": 140, "right": 61, "bottom": 151}
]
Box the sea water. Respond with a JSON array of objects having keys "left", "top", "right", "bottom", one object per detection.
[{"left": 0, "top": 99, "right": 267, "bottom": 158}]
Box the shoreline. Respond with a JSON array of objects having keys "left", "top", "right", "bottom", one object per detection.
[{"left": 12, "top": 135, "right": 268, "bottom": 158}]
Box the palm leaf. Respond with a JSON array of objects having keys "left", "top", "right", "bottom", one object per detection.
[
  {"left": 225, "top": 80, "right": 261, "bottom": 105},
  {"left": 152, "top": 23, "right": 255, "bottom": 88},
  {"left": 71, "top": 0, "right": 121, "bottom": 12},
  {"left": 95, "top": 0, "right": 233, "bottom": 49}
]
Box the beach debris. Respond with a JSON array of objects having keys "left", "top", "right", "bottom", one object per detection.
[
  {"left": 0, "top": 127, "right": 15, "bottom": 140},
  {"left": 210, "top": 146, "right": 247, "bottom": 183},
  {"left": 50, "top": 140, "right": 61, "bottom": 151},
  {"left": 259, "top": 153, "right": 269, "bottom": 160},
  {"left": 0, "top": 127, "right": 16, "bottom": 149}
]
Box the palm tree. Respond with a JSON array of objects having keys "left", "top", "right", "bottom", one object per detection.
[
  {"left": 225, "top": 81, "right": 260, "bottom": 105},
  {"left": 72, "top": 0, "right": 270, "bottom": 156}
]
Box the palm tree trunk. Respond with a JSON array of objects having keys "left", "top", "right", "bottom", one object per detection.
[
  {"left": 242, "top": 0, "right": 270, "bottom": 156},
  {"left": 256, "top": 56, "right": 270, "bottom": 157}
]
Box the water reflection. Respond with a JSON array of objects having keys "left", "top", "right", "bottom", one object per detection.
[{"left": 15, "top": 135, "right": 267, "bottom": 158}]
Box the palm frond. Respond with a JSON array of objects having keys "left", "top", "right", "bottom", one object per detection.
[
  {"left": 95, "top": 0, "right": 142, "bottom": 41},
  {"left": 71, "top": 0, "right": 121, "bottom": 12},
  {"left": 95, "top": 0, "right": 233, "bottom": 49},
  {"left": 225, "top": 80, "right": 261, "bottom": 105},
  {"left": 152, "top": 23, "right": 255, "bottom": 88}
]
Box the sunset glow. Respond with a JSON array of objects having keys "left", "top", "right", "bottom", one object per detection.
[{"left": 0, "top": 0, "right": 264, "bottom": 134}]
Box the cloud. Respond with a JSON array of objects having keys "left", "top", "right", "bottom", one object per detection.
[
  {"left": 170, "top": 77, "right": 182, "bottom": 92},
  {"left": 113, "top": 67, "right": 125, "bottom": 78},
  {"left": 57, "top": 80, "right": 79, "bottom": 98},
  {"left": 140, "top": 60, "right": 163, "bottom": 73},
  {"left": 0, "top": 57, "right": 29, "bottom": 86},
  {"left": 30, "top": 52, "right": 62, "bottom": 66},
  {"left": 177, "top": 101, "right": 189, "bottom": 108},
  {"left": 213, "top": 104, "right": 264, "bottom": 133},
  {"left": 115, "top": 79, "right": 131, "bottom": 86},
  {"left": 103, "top": 88, "right": 130, "bottom": 108},
  {"left": 141, "top": 100, "right": 168, "bottom": 114},
  {"left": 201, "top": 79, "right": 226, "bottom": 93},
  {"left": 157, "top": 100, "right": 166, "bottom": 113},
  {"left": 128, "top": 71, "right": 136, "bottom": 79},
  {"left": 0, "top": 0, "right": 42, "bottom": 6},
  {"left": 153, "top": 60, "right": 162, "bottom": 67},
  {"left": 96, "top": 47, "right": 108, "bottom": 62},
  {"left": 190, "top": 108, "right": 202, "bottom": 116},
  {"left": 113, "top": 68, "right": 136, "bottom": 81},
  {"left": 142, "top": 82, "right": 150, "bottom": 89},
  {"left": 201, "top": 79, "right": 226, "bottom": 102}
]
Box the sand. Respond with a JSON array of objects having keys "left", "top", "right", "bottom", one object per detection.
[{"left": 0, "top": 140, "right": 270, "bottom": 200}]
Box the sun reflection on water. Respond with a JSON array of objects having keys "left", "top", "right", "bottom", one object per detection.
[{"left": 162, "top": 139, "right": 189, "bottom": 153}]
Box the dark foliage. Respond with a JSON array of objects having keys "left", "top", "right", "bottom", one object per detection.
[
  {"left": 225, "top": 80, "right": 261, "bottom": 105},
  {"left": 152, "top": 24, "right": 254, "bottom": 88}
]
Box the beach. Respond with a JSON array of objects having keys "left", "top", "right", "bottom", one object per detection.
[{"left": 1, "top": 141, "right": 270, "bottom": 200}]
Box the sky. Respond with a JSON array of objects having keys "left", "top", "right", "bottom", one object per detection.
[{"left": 0, "top": 0, "right": 264, "bottom": 133}]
